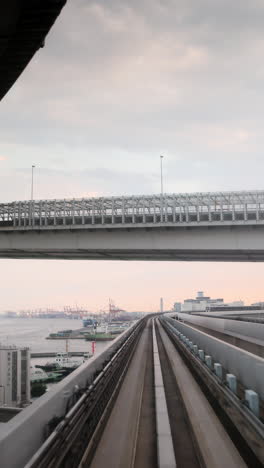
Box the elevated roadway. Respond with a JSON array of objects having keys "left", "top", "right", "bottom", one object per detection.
[{"left": 1, "top": 191, "right": 264, "bottom": 260}]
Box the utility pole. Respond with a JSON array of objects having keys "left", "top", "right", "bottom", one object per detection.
[
  {"left": 160, "top": 155, "right": 164, "bottom": 222},
  {"left": 31, "top": 165, "right": 35, "bottom": 201},
  {"left": 30, "top": 165, "right": 35, "bottom": 227},
  {"left": 160, "top": 155, "right": 164, "bottom": 196}
]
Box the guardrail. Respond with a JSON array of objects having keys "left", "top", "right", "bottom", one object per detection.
[{"left": 1, "top": 190, "right": 264, "bottom": 228}]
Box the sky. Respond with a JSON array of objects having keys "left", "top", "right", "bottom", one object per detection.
[{"left": 1, "top": 0, "right": 264, "bottom": 312}]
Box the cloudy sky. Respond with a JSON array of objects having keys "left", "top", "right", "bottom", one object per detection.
[{"left": 1, "top": 0, "right": 264, "bottom": 312}]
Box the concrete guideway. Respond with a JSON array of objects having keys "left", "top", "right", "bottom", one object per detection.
[
  {"left": 156, "top": 320, "right": 247, "bottom": 468},
  {"left": 88, "top": 318, "right": 192, "bottom": 468},
  {"left": 88, "top": 321, "right": 152, "bottom": 468},
  {"left": 152, "top": 320, "right": 176, "bottom": 468},
  {"left": 89, "top": 318, "right": 200, "bottom": 468},
  {"left": 88, "top": 318, "right": 251, "bottom": 468},
  {"left": 88, "top": 318, "right": 200, "bottom": 468}
]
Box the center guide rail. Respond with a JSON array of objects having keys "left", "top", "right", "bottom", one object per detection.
[{"left": 25, "top": 318, "right": 146, "bottom": 468}]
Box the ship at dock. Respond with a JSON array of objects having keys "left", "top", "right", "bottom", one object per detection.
[
  {"left": 85, "top": 332, "right": 114, "bottom": 341},
  {"left": 84, "top": 321, "right": 130, "bottom": 341},
  {"left": 30, "top": 367, "right": 64, "bottom": 383},
  {"left": 35, "top": 352, "right": 91, "bottom": 374}
]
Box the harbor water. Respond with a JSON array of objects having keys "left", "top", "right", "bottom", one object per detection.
[{"left": 0, "top": 317, "right": 111, "bottom": 366}]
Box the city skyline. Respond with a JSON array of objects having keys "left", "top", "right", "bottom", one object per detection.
[
  {"left": 0, "top": 259, "right": 263, "bottom": 312},
  {"left": 0, "top": 286, "right": 263, "bottom": 314}
]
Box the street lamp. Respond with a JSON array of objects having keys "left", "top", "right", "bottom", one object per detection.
[
  {"left": 160, "top": 155, "right": 164, "bottom": 196},
  {"left": 31, "top": 165, "right": 35, "bottom": 201},
  {"left": 160, "top": 155, "right": 164, "bottom": 222}
]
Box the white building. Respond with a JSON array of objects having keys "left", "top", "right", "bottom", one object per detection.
[
  {"left": 0, "top": 345, "right": 30, "bottom": 407},
  {"left": 173, "top": 302, "right": 181, "bottom": 312},
  {"left": 181, "top": 291, "right": 223, "bottom": 312},
  {"left": 181, "top": 291, "right": 244, "bottom": 313}
]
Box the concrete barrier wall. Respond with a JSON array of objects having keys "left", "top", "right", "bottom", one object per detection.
[
  {"left": 194, "top": 309, "right": 264, "bottom": 317},
  {"left": 166, "top": 318, "right": 264, "bottom": 400},
  {"left": 225, "top": 320, "right": 264, "bottom": 341},
  {"left": 175, "top": 313, "right": 264, "bottom": 343},
  {"left": 0, "top": 322, "right": 139, "bottom": 468}
]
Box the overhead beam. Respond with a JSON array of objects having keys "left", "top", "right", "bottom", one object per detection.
[{"left": 0, "top": 225, "right": 264, "bottom": 261}]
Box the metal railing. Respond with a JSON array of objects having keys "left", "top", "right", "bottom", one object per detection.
[{"left": 1, "top": 190, "right": 264, "bottom": 229}]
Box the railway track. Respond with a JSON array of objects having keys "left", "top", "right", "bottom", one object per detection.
[{"left": 25, "top": 317, "right": 263, "bottom": 468}]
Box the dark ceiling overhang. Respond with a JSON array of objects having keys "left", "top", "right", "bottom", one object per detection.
[{"left": 0, "top": 0, "right": 66, "bottom": 101}]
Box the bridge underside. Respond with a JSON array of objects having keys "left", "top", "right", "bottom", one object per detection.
[
  {"left": 0, "top": 225, "right": 264, "bottom": 261},
  {"left": 0, "top": 249, "right": 263, "bottom": 261}
]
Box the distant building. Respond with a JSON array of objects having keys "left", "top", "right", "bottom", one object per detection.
[
  {"left": 181, "top": 291, "right": 224, "bottom": 312},
  {"left": 251, "top": 302, "right": 264, "bottom": 308},
  {"left": 0, "top": 345, "right": 30, "bottom": 407},
  {"left": 181, "top": 291, "right": 244, "bottom": 313},
  {"left": 4, "top": 311, "right": 18, "bottom": 318},
  {"left": 173, "top": 302, "right": 182, "bottom": 312}
]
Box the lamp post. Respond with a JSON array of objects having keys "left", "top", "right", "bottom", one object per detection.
[
  {"left": 30, "top": 165, "right": 36, "bottom": 227},
  {"left": 160, "top": 155, "right": 164, "bottom": 222},
  {"left": 31, "top": 165, "right": 35, "bottom": 201},
  {"left": 160, "top": 155, "right": 164, "bottom": 196}
]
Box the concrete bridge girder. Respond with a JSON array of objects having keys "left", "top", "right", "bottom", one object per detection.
[{"left": 0, "top": 225, "right": 263, "bottom": 261}]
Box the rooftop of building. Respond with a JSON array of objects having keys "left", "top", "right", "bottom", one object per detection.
[{"left": 0, "top": 344, "right": 29, "bottom": 351}]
